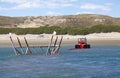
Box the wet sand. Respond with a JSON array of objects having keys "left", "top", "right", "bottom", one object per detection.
[{"left": 0, "top": 38, "right": 120, "bottom": 47}]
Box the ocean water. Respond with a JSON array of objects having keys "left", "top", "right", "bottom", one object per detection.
[{"left": 0, "top": 46, "right": 120, "bottom": 78}]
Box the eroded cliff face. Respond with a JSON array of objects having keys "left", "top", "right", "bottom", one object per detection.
[{"left": 0, "top": 14, "right": 120, "bottom": 28}]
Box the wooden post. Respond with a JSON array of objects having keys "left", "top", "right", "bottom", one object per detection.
[
  {"left": 24, "top": 37, "right": 32, "bottom": 55},
  {"left": 46, "top": 35, "right": 54, "bottom": 55},
  {"left": 17, "top": 37, "right": 24, "bottom": 54},
  {"left": 55, "top": 36, "right": 63, "bottom": 54},
  {"left": 9, "top": 36, "right": 22, "bottom": 55}
]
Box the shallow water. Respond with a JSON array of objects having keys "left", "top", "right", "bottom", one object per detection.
[{"left": 0, "top": 46, "right": 120, "bottom": 78}]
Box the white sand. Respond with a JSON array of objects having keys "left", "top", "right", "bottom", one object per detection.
[{"left": 0, "top": 32, "right": 120, "bottom": 46}]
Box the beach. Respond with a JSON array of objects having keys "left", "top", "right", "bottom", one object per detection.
[{"left": 0, "top": 32, "right": 120, "bottom": 47}]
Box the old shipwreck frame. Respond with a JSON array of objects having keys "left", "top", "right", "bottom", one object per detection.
[{"left": 9, "top": 35, "right": 63, "bottom": 56}]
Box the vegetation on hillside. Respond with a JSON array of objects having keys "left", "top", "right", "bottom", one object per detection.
[{"left": 0, "top": 25, "right": 120, "bottom": 35}]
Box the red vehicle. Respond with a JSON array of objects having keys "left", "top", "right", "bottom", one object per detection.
[{"left": 75, "top": 38, "right": 90, "bottom": 49}]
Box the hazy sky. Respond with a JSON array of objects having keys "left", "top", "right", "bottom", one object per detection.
[{"left": 0, "top": 0, "right": 119, "bottom": 17}]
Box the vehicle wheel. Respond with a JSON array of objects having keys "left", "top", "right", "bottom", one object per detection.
[
  {"left": 75, "top": 45, "right": 80, "bottom": 48},
  {"left": 87, "top": 44, "right": 90, "bottom": 48}
]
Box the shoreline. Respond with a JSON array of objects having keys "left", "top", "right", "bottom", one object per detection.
[
  {"left": 0, "top": 32, "right": 120, "bottom": 47},
  {"left": 0, "top": 40, "right": 120, "bottom": 47}
]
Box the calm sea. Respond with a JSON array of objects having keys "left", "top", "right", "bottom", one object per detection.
[{"left": 0, "top": 46, "right": 120, "bottom": 78}]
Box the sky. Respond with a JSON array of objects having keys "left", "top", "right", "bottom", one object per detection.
[{"left": 0, "top": 0, "right": 119, "bottom": 17}]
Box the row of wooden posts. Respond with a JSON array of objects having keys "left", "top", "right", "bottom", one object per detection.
[{"left": 9, "top": 35, "right": 63, "bottom": 56}]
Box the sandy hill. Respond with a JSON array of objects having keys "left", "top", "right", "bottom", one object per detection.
[{"left": 0, "top": 14, "right": 120, "bottom": 28}]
